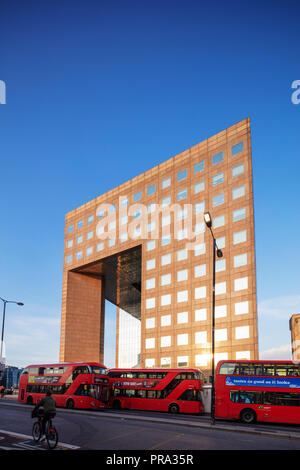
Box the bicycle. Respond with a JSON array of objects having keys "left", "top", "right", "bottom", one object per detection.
[{"left": 32, "top": 408, "right": 58, "bottom": 449}]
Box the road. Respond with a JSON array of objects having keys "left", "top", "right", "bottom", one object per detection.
[{"left": 1, "top": 399, "right": 300, "bottom": 451}]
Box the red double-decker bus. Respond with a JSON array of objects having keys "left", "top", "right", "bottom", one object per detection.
[
  {"left": 18, "top": 362, "right": 109, "bottom": 410},
  {"left": 107, "top": 368, "right": 204, "bottom": 414},
  {"left": 215, "top": 360, "right": 300, "bottom": 424}
]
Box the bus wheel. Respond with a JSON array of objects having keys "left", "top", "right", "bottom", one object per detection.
[
  {"left": 240, "top": 408, "right": 256, "bottom": 424},
  {"left": 112, "top": 400, "right": 121, "bottom": 410},
  {"left": 66, "top": 399, "right": 75, "bottom": 409},
  {"left": 168, "top": 403, "right": 179, "bottom": 414},
  {"left": 26, "top": 396, "right": 33, "bottom": 405}
]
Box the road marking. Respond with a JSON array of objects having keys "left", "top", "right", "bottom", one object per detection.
[
  {"left": 0, "top": 429, "right": 80, "bottom": 450},
  {"left": 148, "top": 433, "right": 184, "bottom": 450}
]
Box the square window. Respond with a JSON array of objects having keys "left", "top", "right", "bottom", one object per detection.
[
  {"left": 177, "top": 334, "right": 188, "bottom": 346},
  {"left": 215, "top": 305, "right": 227, "bottom": 318},
  {"left": 177, "top": 356, "right": 188, "bottom": 367},
  {"left": 194, "top": 161, "right": 204, "bottom": 173},
  {"left": 145, "top": 358, "right": 155, "bottom": 367},
  {"left": 77, "top": 220, "right": 83, "bottom": 229},
  {"left": 235, "top": 301, "right": 249, "bottom": 315},
  {"left": 177, "top": 188, "right": 187, "bottom": 201},
  {"left": 86, "top": 246, "right": 93, "bottom": 256},
  {"left": 161, "top": 315, "right": 171, "bottom": 327},
  {"left": 236, "top": 351, "right": 250, "bottom": 360},
  {"left": 233, "top": 230, "right": 247, "bottom": 244},
  {"left": 194, "top": 243, "right": 206, "bottom": 256},
  {"left": 162, "top": 177, "right": 171, "bottom": 189},
  {"left": 67, "top": 239, "right": 73, "bottom": 248},
  {"left": 87, "top": 230, "right": 93, "bottom": 240},
  {"left": 147, "top": 184, "right": 156, "bottom": 196},
  {"left": 195, "top": 286, "right": 206, "bottom": 299},
  {"left": 161, "top": 357, "right": 171, "bottom": 367},
  {"left": 213, "top": 215, "right": 225, "bottom": 229},
  {"left": 68, "top": 224, "right": 74, "bottom": 233},
  {"left": 231, "top": 141, "right": 244, "bottom": 156},
  {"left": 146, "top": 240, "right": 156, "bottom": 251},
  {"left": 195, "top": 308, "right": 207, "bottom": 321},
  {"left": 195, "top": 354, "right": 209, "bottom": 367},
  {"left": 212, "top": 172, "right": 224, "bottom": 186},
  {"left": 177, "top": 311, "right": 188, "bottom": 324},
  {"left": 194, "top": 181, "right": 205, "bottom": 194},
  {"left": 87, "top": 215, "right": 94, "bottom": 224},
  {"left": 161, "top": 253, "right": 171, "bottom": 266},
  {"left": 97, "top": 242, "right": 104, "bottom": 252},
  {"left": 177, "top": 169, "right": 187, "bottom": 182},
  {"left": 161, "top": 274, "right": 171, "bottom": 286},
  {"left": 161, "top": 336, "right": 171, "bottom": 347},
  {"left": 195, "top": 331, "right": 207, "bottom": 344},
  {"left": 146, "top": 298, "right": 155, "bottom": 309},
  {"left": 146, "top": 278, "right": 155, "bottom": 290},
  {"left": 233, "top": 207, "right": 246, "bottom": 222},
  {"left": 161, "top": 196, "right": 171, "bottom": 207},
  {"left": 232, "top": 163, "right": 244, "bottom": 178},
  {"left": 134, "top": 191, "right": 142, "bottom": 202},
  {"left": 195, "top": 264, "right": 206, "bottom": 277},
  {"left": 216, "top": 236, "right": 225, "bottom": 248},
  {"left": 194, "top": 201, "right": 205, "bottom": 214},
  {"left": 161, "top": 294, "right": 171, "bottom": 306},
  {"left": 235, "top": 326, "right": 250, "bottom": 339},
  {"left": 146, "top": 318, "right": 155, "bottom": 329},
  {"left": 177, "top": 290, "right": 188, "bottom": 303},
  {"left": 215, "top": 328, "right": 227, "bottom": 341},
  {"left": 177, "top": 269, "right": 188, "bottom": 282},
  {"left": 108, "top": 238, "right": 115, "bottom": 247},
  {"left": 212, "top": 151, "right": 223, "bottom": 165},
  {"left": 234, "top": 253, "right": 247, "bottom": 267},
  {"left": 232, "top": 185, "right": 245, "bottom": 200},
  {"left": 146, "top": 259, "right": 156, "bottom": 270},
  {"left": 234, "top": 277, "right": 248, "bottom": 291},
  {"left": 177, "top": 248, "right": 188, "bottom": 261},
  {"left": 76, "top": 251, "right": 82, "bottom": 260},
  {"left": 212, "top": 193, "right": 224, "bottom": 207},
  {"left": 216, "top": 259, "right": 226, "bottom": 272},
  {"left": 215, "top": 282, "right": 226, "bottom": 295},
  {"left": 146, "top": 338, "right": 155, "bottom": 349}
]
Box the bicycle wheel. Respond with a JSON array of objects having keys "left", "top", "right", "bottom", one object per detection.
[
  {"left": 46, "top": 423, "right": 58, "bottom": 449},
  {"left": 32, "top": 421, "right": 42, "bottom": 442}
]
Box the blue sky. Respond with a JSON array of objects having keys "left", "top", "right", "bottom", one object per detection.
[{"left": 0, "top": 0, "right": 299, "bottom": 368}]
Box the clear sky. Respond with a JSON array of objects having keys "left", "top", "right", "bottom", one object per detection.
[{"left": 1, "top": 0, "right": 299, "bottom": 368}]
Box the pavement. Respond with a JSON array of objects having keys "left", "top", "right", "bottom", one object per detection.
[{"left": 1, "top": 394, "right": 300, "bottom": 442}]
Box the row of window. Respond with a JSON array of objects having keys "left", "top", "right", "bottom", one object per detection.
[
  {"left": 68, "top": 179, "right": 246, "bottom": 234},
  {"left": 145, "top": 326, "right": 251, "bottom": 350},
  {"left": 219, "top": 362, "right": 300, "bottom": 377},
  {"left": 112, "top": 388, "right": 201, "bottom": 401},
  {"left": 145, "top": 302, "right": 250, "bottom": 328},
  {"left": 230, "top": 390, "right": 300, "bottom": 407},
  {"left": 67, "top": 141, "right": 245, "bottom": 234},
  {"left": 145, "top": 277, "right": 250, "bottom": 309},
  {"left": 144, "top": 351, "right": 250, "bottom": 368},
  {"left": 65, "top": 205, "right": 248, "bottom": 262}
]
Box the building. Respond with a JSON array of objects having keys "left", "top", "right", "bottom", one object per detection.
[
  {"left": 290, "top": 314, "right": 300, "bottom": 361},
  {"left": 60, "top": 117, "right": 258, "bottom": 376},
  {"left": 3, "top": 366, "right": 23, "bottom": 389}
]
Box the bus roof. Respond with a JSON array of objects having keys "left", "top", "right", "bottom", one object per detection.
[
  {"left": 23, "top": 362, "right": 107, "bottom": 369},
  {"left": 108, "top": 368, "right": 202, "bottom": 373}
]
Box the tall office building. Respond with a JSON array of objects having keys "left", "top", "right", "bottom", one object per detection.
[
  {"left": 290, "top": 314, "right": 300, "bottom": 361},
  {"left": 60, "top": 118, "right": 258, "bottom": 376}
]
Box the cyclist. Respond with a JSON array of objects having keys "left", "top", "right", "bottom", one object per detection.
[{"left": 33, "top": 390, "right": 56, "bottom": 440}]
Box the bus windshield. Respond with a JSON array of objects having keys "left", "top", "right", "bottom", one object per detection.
[{"left": 89, "top": 365, "right": 107, "bottom": 375}]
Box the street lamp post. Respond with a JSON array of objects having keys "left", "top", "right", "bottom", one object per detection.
[
  {"left": 0, "top": 297, "right": 24, "bottom": 361},
  {"left": 203, "top": 212, "right": 223, "bottom": 425}
]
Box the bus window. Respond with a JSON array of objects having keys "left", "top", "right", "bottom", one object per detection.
[
  {"left": 219, "top": 363, "right": 239, "bottom": 375},
  {"left": 136, "top": 390, "right": 147, "bottom": 398},
  {"left": 276, "top": 364, "right": 300, "bottom": 377},
  {"left": 239, "top": 363, "right": 263, "bottom": 376},
  {"left": 263, "top": 364, "right": 275, "bottom": 376}
]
